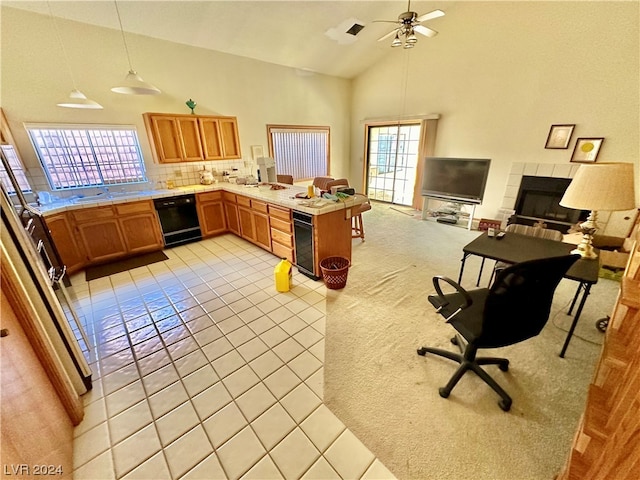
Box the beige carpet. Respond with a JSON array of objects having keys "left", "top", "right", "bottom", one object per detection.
[{"left": 324, "top": 202, "right": 618, "bottom": 480}]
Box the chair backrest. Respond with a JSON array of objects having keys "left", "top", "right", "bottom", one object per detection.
[
  {"left": 325, "top": 178, "right": 349, "bottom": 190},
  {"left": 505, "top": 223, "right": 563, "bottom": 241},
  {"left": 312, "top": 176, "right": 335, "bottom": 190},
  {"left": 277, "top": 174, "right": 294, "bottom": 185},
  {"left": 477, "top": 254, "right": 580, "bottom": 348}
]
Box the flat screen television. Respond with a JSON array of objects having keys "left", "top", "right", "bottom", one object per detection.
[{"left": 421, "top": 157, "right": 491, "bottom": 205}]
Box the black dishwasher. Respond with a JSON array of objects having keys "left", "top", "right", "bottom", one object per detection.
[
  {"left": 293, "top": 211, "right": 319, "bottom": 280},
  {"left": 154, "top": 194, "right": 202, "bottom": 247}
]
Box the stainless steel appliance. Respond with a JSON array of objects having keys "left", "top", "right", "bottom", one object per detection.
[
  {"left": 154, "top": 194, "right": 202, "bottom": 247},
  {"left": 293, "top": 210, "right": 319, "bottom": 280}
]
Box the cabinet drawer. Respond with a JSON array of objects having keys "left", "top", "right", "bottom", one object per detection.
[
  {"left": 271, "top": 228, "right": 293, "bottom": 247},
  {"left": 71, "top": 206, "right": 115, "bottom": 223},
  {"left": 222, "top": 192, "right": 237, "bottom": 203},
  {"left": 236, "top": 195, "right": 251, "bottom": 208},
  {"left": 197, "top": 191, "right": 223, "bottom": 203},
  {"left": 269, "top": 205, "right": 291, "bottom": 221},
  {"left": 251, "top": 200, "right": 268, "bottom": 213},
  {"left": 272, "top": 241, "right": 294, "bottom": 262},
  {"left": 115, "top": 200, "right": 154, "bottom": 216},
  {"left": 270, "top": 217, "right": 292, "bottom": 234}
]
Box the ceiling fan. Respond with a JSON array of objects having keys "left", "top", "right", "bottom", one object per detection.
[{"left": 375, "top": 1, "right": 445, "bottom": 49}]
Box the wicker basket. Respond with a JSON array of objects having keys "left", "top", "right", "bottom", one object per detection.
[{"left": 320, "top": 256, "right": 350, "bottom": 289}]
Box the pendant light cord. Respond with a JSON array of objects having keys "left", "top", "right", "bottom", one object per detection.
[
  {"left": 47, "top": 1, "right": 78, "bottom": 90},
  {"left": 114, "top": 0, "right": 134, "bottom": 71}
]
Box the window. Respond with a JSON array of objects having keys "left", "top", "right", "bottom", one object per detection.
[
  {"left": 26, "top": 124, "right": 147, "bottom": 190},
  {"left": 0, "top": 145, "right": 32, "bottom": 194},
  {"left": 267, "top": 125, "right": 329, "bottom": 181}
]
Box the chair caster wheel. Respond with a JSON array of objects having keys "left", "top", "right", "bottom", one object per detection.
[
  {"left": 438, "top": 388, "right": 450, "bottom": 399},
  {"left": 499, "top": 399, "right": 512, "bottom": 412},
  {"left": 499, "top": 361, "right": 509, "bottom": 372},
  {"left": 450, "top": 336, "right": 458, "bottom": 346},
  {"left": 417, "top": 347, "right": 427, "bottom": 356},
  {"left": 595, "top": 316, "right": 609, "bottom": 333}
]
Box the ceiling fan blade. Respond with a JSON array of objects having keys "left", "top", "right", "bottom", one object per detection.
[
  {"left": 378, "top": 29, "right": 399, "bottom": 42},
  {"left": 416, "top": 9, "right": 445, "bottom": 23},
  {"left": 414, "top": 25, "right": 438, "bottom": 38},
  {"left": 372, "top": 20, "right": 401, "bottom": 24}
]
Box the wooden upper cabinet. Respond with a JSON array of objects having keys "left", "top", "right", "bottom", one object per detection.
[
  {"left": 144, "top": 113, "right": 240, "bottom": 163},
  {"left": 198, "top": 117, "right": 223, "bottom": 160},
  {"left": 219, "top": 117, "right": 241, "bottom": 158},
  {"left": 177, "top": 117, "right": 204, "bottom": 161},
  {"left": 146, "top": 115, "right": 183, "bottom": 163}
]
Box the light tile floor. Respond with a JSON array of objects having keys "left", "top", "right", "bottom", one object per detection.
[{"left": 67, "top": 234, "right": 396, "bottom": 480}]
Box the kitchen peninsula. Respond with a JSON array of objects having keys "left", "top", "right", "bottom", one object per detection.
[{"left": 40, "top": 183, "right": 366, "bottom": 280}]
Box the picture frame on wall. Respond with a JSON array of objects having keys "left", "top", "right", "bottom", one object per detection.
[
  {"left": 545, "top": 124, "right": 575, "bottom": 149},
  {"left": 571, "top": 137, "right": 604, "bottom": 163},
  {"left": 251, "top": 145, "right": 265, "bottom": 160}
]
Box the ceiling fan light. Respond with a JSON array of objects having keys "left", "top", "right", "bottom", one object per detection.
[
  {"left": 406, "top": 30, "right": 418, "bottom": 44},
  {"left": 403, "top": 42, "right": 415, "bottom": 49},
  {"left": 57, "top": 89, "right": 103, "bottom": 109},
  {"left": 111, "top": 70, "right": 161, "bottom": 95},
  {"left": 391, "top": 33, "right": 402, "bottom": 47}
]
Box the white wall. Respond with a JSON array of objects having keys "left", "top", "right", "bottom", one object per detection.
[
  {"left": 0, "top": 7, "right": 352, "bottom": 195},
  {"left": 350, "top": 1, "right": 639, "bottom": 222}
]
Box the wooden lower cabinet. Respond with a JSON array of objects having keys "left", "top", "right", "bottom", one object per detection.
[
  {"left": 49, "top": 200, "right": 163, "bottom": 269},
  {"left": 45, "top": 213, "right": 86, "bottom": 274},
  {"left": 238, "top": 205, "right": 256, "bottom": 243},
  {"left": 254, "top": 211, "right": 271, "bottom": 250},
  {"left": 197, "top": 192, "right": 227, "bottom": 237},
  {"left": 224, "top": 197, "right": 241, "bottom": 236},
  {"left": 269, "top": 205, "right": 294, "bottom": 263},
  {"left": 119, "top": 213, "right": 163, "bottom": 254},
  {"left": 77, "top": 218, "right": 128, "bottom": 264}
]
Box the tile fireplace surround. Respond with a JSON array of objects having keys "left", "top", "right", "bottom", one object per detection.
[{"left": 499, "top": 162, "right": 615, "bottom": 234}]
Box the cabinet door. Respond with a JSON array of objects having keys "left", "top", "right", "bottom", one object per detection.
[
  {"left": 76, "top": 219, "right": 127, "bottom": 264},
  {"left": 238, "top": 206, "right": 256, "bottom": 242},
  {"left": 219, "top": 118, "right": 241, "bottom": 159},
  {"left": 199, "top": 118, "right": 224, "bottom": 160},
  {"left": 119, "top": 213, "right": 163, "bottom": 254},
  {"left": 198, "top": 201, "right": 227, "bottom": 236},
  {"left": 149, "top": 116, "right": 183, "bottom": 163},
  {"left": 253, "top": 211, "right": 271, "bottom": 250},
  {"left": 45, "top": 213, "right": 86, "bottom": 273},
  {"left": 177, "top": 117, "right": 204, "bottom": 161},
  {"left": 224, "top": 201, "right": 240, "bottom": 236}
]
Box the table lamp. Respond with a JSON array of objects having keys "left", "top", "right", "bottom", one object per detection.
[{"left": 560, "top": 162, "right": 636, "bottom": 259}]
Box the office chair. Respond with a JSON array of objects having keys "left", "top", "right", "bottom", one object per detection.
[
  {"left": 417, "top": 254, "right": 580, "bottom": 411},
  {"left": 489, "top": 224, "right": 564, "bottom": 285}
]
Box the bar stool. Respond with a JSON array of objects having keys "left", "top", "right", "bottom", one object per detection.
[
  {"left": 276, "top": 174, "right": 294, "bottom": 185},
  {"left": 352, "top": 195, "right": 371, "bottom": 241}
]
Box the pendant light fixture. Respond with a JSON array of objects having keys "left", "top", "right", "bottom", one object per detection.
[
  {"left": 111, "top": 0, "right": 161, "bottom": 95},
  {"left": 48, "top": 2, "right": 103, "bottom": 109}
]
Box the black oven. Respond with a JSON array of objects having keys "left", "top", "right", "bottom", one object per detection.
[{"left": 153, "top": 194, "right": 202, "bottom": 247}]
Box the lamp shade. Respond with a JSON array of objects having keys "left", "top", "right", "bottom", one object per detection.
[
  {"left": 111, "top": 70, "right": 161, "bottom": 95},
  {"left": 560, "top": 162, "right": 636, "bottom": 211},
  {"left": 57, "top": 89, "right": 103, "bottom": 109}
]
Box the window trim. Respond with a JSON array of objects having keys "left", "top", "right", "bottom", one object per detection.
[
  {"left": 267, "top": 124, "right": 330, "bottom": 181},
  {"left": 25, "top": 123, "right": 147, "bottom": 191}
]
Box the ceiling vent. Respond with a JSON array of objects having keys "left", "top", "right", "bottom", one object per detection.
[
  {"left": 346, "top": 23, "right": 365, "bottom": 36},
  {"left": 325, "top": 18, "right": 365, "bottom": 45}
]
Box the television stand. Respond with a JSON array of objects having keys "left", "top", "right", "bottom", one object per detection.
[{"left": 421, "top": 197, "right": 476, "bottom": 231}]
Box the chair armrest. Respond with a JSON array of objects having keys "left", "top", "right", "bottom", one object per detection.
[{"left": 431, "top": 276, "right": 472, "bottom": 310}]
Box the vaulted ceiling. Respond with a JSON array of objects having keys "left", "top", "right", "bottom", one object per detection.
[{"left": 5, "top": 1, "right": 452, "bottom": 79}]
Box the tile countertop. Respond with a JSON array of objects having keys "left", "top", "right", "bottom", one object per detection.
[{"left": 36, "top": 183, "right": 367, "bottom": 217}]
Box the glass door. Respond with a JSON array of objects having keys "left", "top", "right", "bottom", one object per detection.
[{"left": 366, "top": 123, "right": 421, "bottom": 206}]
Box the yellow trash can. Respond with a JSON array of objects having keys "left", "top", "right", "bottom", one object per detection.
[{"left": 274, "top": 258, "right": 292, "bottom": 292}]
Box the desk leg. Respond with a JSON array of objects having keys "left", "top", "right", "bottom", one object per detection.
[
  {"left": 458, "top": 253, "right": 470, "bottom": 284},
  {"left": 476, "top": 258, "right": 485, "bottom": 287},
  {"left": 560, "top": 282, "right": 592, "bottom": 358}
]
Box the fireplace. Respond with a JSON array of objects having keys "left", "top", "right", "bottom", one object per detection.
[{"left": 511, "top": 176, "right": 588, "bottom": 232}]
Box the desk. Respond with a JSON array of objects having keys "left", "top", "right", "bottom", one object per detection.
[{"left": 458, "top": 232, "right": 600, "bottom": 358}]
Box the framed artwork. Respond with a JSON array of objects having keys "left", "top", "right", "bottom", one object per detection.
[
  {"left": 251, "top": 145, "right": 264, "bottom": 160},
  {"left": 545, "top": 124, "right": 575, "bottom": 149},
  {"left": 571, "top": 137, "right": 604, "bottom": 163}
]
